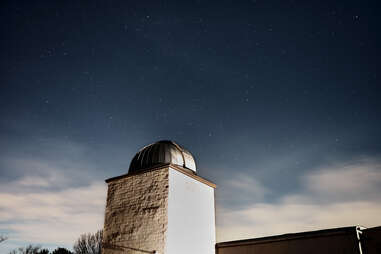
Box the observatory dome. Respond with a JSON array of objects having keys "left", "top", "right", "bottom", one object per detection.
[{"left": 129, "top": 140, "right": 196, "bottom": 174}]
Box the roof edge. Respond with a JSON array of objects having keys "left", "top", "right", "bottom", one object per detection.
[
  {"left": 105, "top": 163, "right": 171, "bottom": 183},
  {"left": 105, "top": 163, "right": 216, "bottom": 188},
  {"left": 169, "top": 164, "right": 216, "bottom": 188},
  {"left": 216, "top": 226, "right": 357, "bottom": 248}
]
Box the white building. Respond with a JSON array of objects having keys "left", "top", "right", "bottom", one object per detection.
[{"left": 102, "top": 140, "right": 216, "bottom": 254}]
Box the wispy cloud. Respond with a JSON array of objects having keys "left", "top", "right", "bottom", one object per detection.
[
  {"left": 216, "top": 173, "right": 269, "bottom": 208},
  {"left": 304, "top": 158, "right": 381, "bottom": 202},
  {"left": 0, "top": 139, "right": 108, "bottom": 253},
  {"left": 0, "top": 176, "right": 106, "bottom": 251},
  {"left": 216, "top": 158, "right": 381, "bottom": 242}
]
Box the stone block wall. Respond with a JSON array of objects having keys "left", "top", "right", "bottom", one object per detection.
[{"left": 102, "top": 167, "right": 169, "bottom": 254}]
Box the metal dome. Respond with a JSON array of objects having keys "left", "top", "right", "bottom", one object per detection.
[{"left": 128, "top": 140, "right": 196, "bottom": 173}]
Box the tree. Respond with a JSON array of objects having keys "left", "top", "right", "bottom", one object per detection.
[
  {"left": 73, "top": 230, "right": 102, "bottom": 254},
  {"left": 8, "top": 245, "right": 42, "bottom": 254},
  {"left": 0, "top": 235, "right": 8, "bottom": 243},
  {"left": 51, "top": 247, "right": 73, "bottom": 254},
  {"left": 8, "top": 246, "right": 73, "bottom": 254}
]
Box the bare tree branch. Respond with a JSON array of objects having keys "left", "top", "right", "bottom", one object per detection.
[
  {"left": 73, "top": 230, "right": 102, "bottom": 254},
  {"left": 8, "top": 244, "right": 41, "bottom": 254},
  {"left": 0, "top": 235, "right": 8, "bottom": 243}
]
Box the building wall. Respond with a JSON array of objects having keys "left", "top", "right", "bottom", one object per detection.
[
  {"left": 102, "top": 167, "right": 169, "bottom": 254},
  {"left": 363, "top": 226, "right": 381, "bottom": 254},
  {"left": 166, "top": 167, "right": 216, "bottom": 254},
  {"left": 216, "top": 229, "right": 360, "bottom": 254}
]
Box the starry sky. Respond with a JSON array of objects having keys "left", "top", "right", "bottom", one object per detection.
[{"left": 1, "top": 0, "right": 381, "bottom": 252}]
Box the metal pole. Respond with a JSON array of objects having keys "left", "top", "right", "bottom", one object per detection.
[{"left": 356, "top": 225, "right": 366, "bottom": 254}]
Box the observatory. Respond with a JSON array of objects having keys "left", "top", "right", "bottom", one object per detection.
[
  {"left": 102, "top": 140, "right": 216, "bottom": 254},
  {"left": 102, "top": 140, "right": 381, "bottom": 254}
]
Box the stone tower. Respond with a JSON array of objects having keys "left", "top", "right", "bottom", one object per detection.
[{"left": 102, "top": 140, "right": 216, "bottom": 254}]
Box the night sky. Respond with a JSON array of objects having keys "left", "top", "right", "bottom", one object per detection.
[{"left": 1, "top": 0, "right": 381, "bottom": 252}]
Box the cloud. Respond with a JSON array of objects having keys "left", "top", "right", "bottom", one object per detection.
[
  {"left": 216, "top": 173, "right": 269, "bottom": 207},
  {"left": 0, "top": 138, "right": 118, "bottom": 253},
  {"left": 304, "top": 159, "right": 381, "bottom": 201},
  {"left": 217, "top": 201, "right": 381, "bottom": 242},
  {"left": 216, "top": 158, "right": 381, "bottom": 242},
  {"left": 0, "top": 175, "right": 106, "bottom": 252},
  {"left": 227, "top": 174, "right": 268, "bottom": 197},
  {"left": 0, "top": 136, "right": 113, "bottom": 182},
  {"left": 15, "top": 176, "right": 52, "bottom": 187}
]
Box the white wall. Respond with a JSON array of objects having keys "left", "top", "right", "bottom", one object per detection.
[{"left": 166, "top": 168, "right": 216, "bottom": 254}]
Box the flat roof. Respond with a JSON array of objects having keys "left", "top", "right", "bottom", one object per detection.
[
  {"left": 105, "top": 163, "right": 216, "bottom": 188},
  {"left": 216, "top": 226, "right": 357, "bottom": 248}
]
